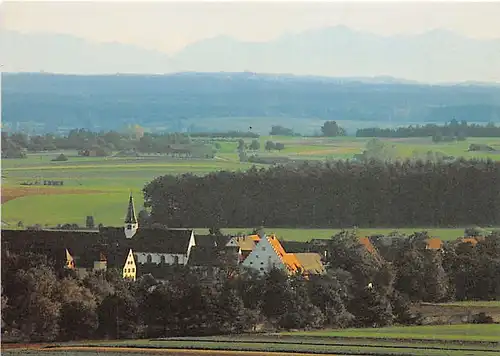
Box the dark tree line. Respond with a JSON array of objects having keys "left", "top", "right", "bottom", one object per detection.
[
  {"left": 190, "top": 131, "right": 259, "bottom": 139},
  {"left": 144, "top": 159, "right": 500, "bottom": 228},
  {"left": 270, "top": 125, "right": 299, "bottom": 136},
  {"left": 1, "top": 129, "right": 217, "bottom": 158},
  {"left": 356, "top": 120, "right": 500, "bottom": 138}
]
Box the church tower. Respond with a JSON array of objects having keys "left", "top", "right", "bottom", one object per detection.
[{"left": 124, "top": 193, "right": 138, "bottom": 239}]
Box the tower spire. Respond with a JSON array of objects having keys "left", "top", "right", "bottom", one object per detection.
[
  {"left": 125, "top": 192, "right": 137, "bottom": 224},
  {"left": 124, "top": 192, "right": 138, "bottom": 239}
]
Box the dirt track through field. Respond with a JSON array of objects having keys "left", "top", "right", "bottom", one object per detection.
[
  {"left": 34, "top": 347, "right": 341, "bottom": 355},
  {"left": 1, "top": 186, "right": 105, "bottom": 204}
]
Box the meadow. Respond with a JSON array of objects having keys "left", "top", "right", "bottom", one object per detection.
[
  {"left": 2, "top": 135, "right": 500, "bottom": 240},
  {"left": 2, "top": 324, "right": 499, "bottom": 356}
]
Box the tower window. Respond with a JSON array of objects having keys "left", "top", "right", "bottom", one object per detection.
[{"left": 127, "top": 224, "right": 132, "bottom": 230}]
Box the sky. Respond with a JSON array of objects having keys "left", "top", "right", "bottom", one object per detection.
[{"left": 2, "top": 1, "right": 500, "bottom": 54}]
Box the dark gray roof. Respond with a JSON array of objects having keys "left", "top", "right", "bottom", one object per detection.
[
  {"left": 109, "top": 228, "right": 194, "bottom": 255},
  {"left": 188, "top": 246, "right": 220, "bottom": 267},
  {"left": 194, "top": 234, "right": 231, "bottom": 248},
  {"left": 1, "top": 229, "right": 102, "bottom": 256},
  {"left": 71, "top": 247, "right": 108, "bottom": 269},
  {"left": 188, "top": 245, "right": 239, "bottom": 268}
]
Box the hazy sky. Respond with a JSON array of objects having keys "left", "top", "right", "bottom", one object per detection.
[{"left": 2, "top": 1, "right": 500, "bottom": 53}]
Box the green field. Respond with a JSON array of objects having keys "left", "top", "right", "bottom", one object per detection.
[
  {"left": 282, "top": 324, "right": 500, "bottom": 342},
  {"left": 423, "top": 301, "right": 500, "bottom": 308},
  {"left": 3, "top": 324, "right": 498, "bottom": 356},
  {"left": 2, "top": 136, "right": 500, "bottom": 235}
]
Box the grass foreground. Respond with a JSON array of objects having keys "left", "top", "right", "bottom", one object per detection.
[{"left": 2, "top": 324, "right": 499, "bottom": 356}]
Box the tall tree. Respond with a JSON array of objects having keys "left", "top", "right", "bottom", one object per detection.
[
  {"left": 5, "top": 267, "right": 61, "bottom": 341},
  {"left": 321, "top": 121, "right": 345, "bottom": 137}
]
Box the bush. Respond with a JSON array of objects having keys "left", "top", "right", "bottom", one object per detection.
[
  {"left": 471, "top": 312, "right": 494, "bottom": 324},
  {"left": 52, "top": 153, "right": 68, "bottom": 162}
]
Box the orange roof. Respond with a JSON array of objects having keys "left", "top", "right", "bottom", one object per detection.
[
  {"left": 283, "top": 253, "right": 302, "bottom": 273},
  {"left": 235, "top": 235, "right": 260, "bottom": 251},
  {"left": 359, "top": 237, "right": 377, "bottom": 255},
  {"left": 248, "top": 234, "right": 261, "bottom": 242},
  {"left": 425, "top": 238, "right": 443, "bottom": 250},
  {"left": 267, "top": 234, "right": 304, "bottom": 273},
  {"left": 461, "top": 238, "right": 479, "bottom": 246}
]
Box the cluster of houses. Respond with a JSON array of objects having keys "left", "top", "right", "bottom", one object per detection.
[
  {"left": 1, "top": 195, "right": 326, "bottom": 282},
  {"left": 1, "top": 194, "right": 486, "bottom": 283}
]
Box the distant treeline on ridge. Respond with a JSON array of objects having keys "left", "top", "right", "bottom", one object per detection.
[
  {"left": 3, "top": 73, "right": 500, "bottom": 133},
  {"left": 356, "top": 120, "right": 500, "bottom": 138}
]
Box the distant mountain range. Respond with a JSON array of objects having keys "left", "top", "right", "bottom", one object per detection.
[{"left": 2, "top": 27, "right": 500, "bottom": 83}]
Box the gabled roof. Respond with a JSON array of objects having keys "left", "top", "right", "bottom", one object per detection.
[
  {"left": 294, "top": 253, "right": 325, "bottom": 275},
  {"left": 100, "top": 226, "right": 194, "bottom": 254},
  {"left": 230, "top": 235, "right": 260, "bottom": 251},
  {"left": 123, "top": 228, "right": 193, "bottom": 254},
  {"left": 1, "top": 229, "right": 102, "bottom": 257},
  {"left": 70, "top": 246, "right": 108, "bottom": 269},
  {"left": 194, "top": 234, "right": 230, "bottom": 248},
  {"left": 266, "top": 234, "right": 303, "bottom": 273},
  {"left": 187, "top": 246, "right": 221, "bottom": 267},
  {"left": 283, "top": 253, "right": 302, "bottom": 273},
  {"left": 268, "top": 234, "right": 287, "bottom": 258}
]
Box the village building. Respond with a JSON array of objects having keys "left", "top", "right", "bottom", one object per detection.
[
  {"left": 240, "top": 233, "right": 325, "bottom": 277},
  {"left": 102, "top": 194, "right": 197, "bottom": 267},
  {"left": 425, "top": 237, "right": 444, "bottom": 251},
  {"left": 122, "top": 249, "right": 137, "bottom": 281},
  {"left": 225, "top": 234, "right": 261, "bottom": 262}
]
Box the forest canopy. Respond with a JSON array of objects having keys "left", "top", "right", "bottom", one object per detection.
[{"left": 143, "top": 159, "right": 500, "bottom": 228}]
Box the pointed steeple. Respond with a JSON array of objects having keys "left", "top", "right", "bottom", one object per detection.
[{"left": 125, "top": 193, "right": 137, "bottom": 224}]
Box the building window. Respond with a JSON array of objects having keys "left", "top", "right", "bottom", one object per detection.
[
  {"left": 127, "top": 224, "right": 132, "bottom": 230},
  {"left": 260, "top": 268, "right": 264, "bottom": 271},
  {"left": 256, "top": 255, "right": 259, "bottom": 258},
  {"left": 260, "top": 262, "right": 264, "bottom": 265},
  {"left": 147, "top": 254, "right": 152, "bottom": 263},
  {"left": 249, "top": 262, "right": 253, "bottom": 264},
  {"left": 262, "top": 247, "right": 266, "bottom": 251},
  {"left": 160, "top": 255, "right": 166, "bottom": 264},
  {"left": 132, "top": 268, "right": 135, "bottom": 272},
  {"left": 174, "top": 256, "right": 179, "bottom": 265}
]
